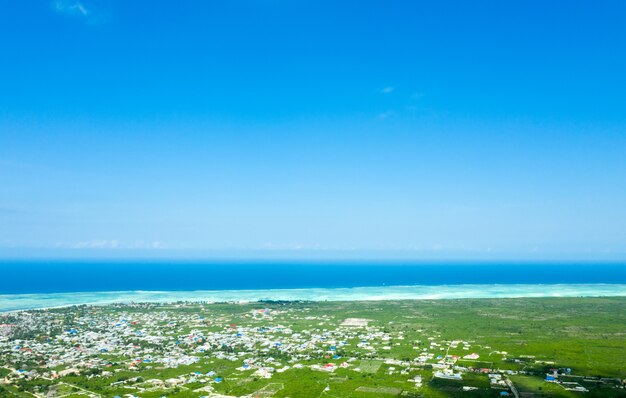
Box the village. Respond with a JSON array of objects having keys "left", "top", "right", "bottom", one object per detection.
[{"left": 1, "top": 300, "right": 625, "bottom": 398}]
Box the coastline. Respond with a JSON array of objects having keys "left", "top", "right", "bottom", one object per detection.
[
  {"left": 2, "top": 283, "right": 626, "bottom": 312},
  {"left": 2, "top": 262, "right": 626, "bottom": 295}
]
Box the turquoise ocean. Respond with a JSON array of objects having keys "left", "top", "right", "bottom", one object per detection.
[{"left": 1, "top": 261, "right": 625, "bottom": 311}]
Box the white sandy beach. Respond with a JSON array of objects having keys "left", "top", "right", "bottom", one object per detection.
[{"left": 1, "top": 283, "right": 625, "bottom": 312}]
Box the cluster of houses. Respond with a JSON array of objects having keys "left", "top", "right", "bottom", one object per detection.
[{"left": 1, "top": 303, "right": 623, "bottom": 397}]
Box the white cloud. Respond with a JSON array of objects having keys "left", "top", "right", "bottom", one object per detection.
[
  {"left": 128, "top": 240, "right": 167, "bottom": 249},
  {"left": 55, "top": 240, "right": 166, "bottom": 250},
  {"left": 51, "top": 0, "right": 106, "bottom": 24},
  {"left": 377, "top": 110, "right": 394, "bottom": 119},
  {"left": 52, "top": 0, "right": 89, "bottom": 17},
  {"left": 261, "top": 242, "right": 326, "bottom": 251},
  {"left": 65, "top": 239, "right": 119, "bottom": 249},
  {"left": 380, "top": 86, "right": 394, "bottom": 94}
]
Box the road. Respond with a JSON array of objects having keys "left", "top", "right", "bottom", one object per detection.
[{"left": 505, "top": 377, "right": 520, "bottom": 398}]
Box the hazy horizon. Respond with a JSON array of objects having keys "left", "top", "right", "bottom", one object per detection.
[{"left": 2, "top": 248, "right": 626, "bottom": 262}]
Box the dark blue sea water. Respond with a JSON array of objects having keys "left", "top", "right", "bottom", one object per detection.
[{"left": 1, "top": 261, "right": 625, "bottom": 294}]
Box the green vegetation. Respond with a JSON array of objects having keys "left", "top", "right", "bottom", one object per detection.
[{"left": 1, "top": 297, "right": 625, "bottom": 397}]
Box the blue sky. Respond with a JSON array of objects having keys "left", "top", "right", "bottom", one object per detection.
[{"left": 1, "top": 1, "right": 625, "bottom": 260}]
